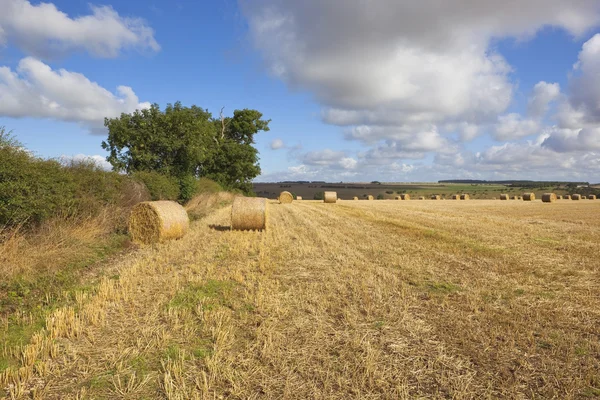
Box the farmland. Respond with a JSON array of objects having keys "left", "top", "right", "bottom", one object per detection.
[
  {"left": 3, "top": 198, "right": 599, "bottom": 399},
  {"left": 253, "top": 182, "right": 592, "bottom": 200}
]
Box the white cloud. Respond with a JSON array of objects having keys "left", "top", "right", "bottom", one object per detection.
[
  {"left": 568, "top": 33, "right": 600, "bottom": 123},
  {"left": 270, "top": 138, "right": 284, "bottom": 149},
  {"left": 0, "top": 57, "right": 149, "bottom": 129},
  {"left": 542, "top": 127, "right": 600, "bottom": 152},
  {"left": 493, "top": 113, "right": 540, "bottom": 141},
  {"left": 0, "top": 0, "right": 159, "bottom": 58},
  {"left": 59, "top": 154, "right": 113, "bottom": 171},
  {"left": 243, "top": 0, "right": 600, "bottom": 145},
  {"left": 527, "top": 81, "right": 560, "bottom": 118}
]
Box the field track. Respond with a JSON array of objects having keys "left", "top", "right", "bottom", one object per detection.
[{"left": 8, "top": 200, "right": 600, "bottom": 399}]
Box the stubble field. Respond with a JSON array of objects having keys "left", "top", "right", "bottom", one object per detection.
[{"left": 3, "top": 199, "right": 600, "bottom": 399}]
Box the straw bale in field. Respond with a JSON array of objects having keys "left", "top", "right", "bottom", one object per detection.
[
  {"left": 589, "top": 195, "right": 597, "bottom": 200},
  {"left": 523, "top": 193, "right": 535, "bottom": 201},
  {"left": 353, "top": 196, "right": 359, "bottom": 200},
  {"left": 564, "top": 195, "right": 571, "bottom": 200},
  {"left": 431, "top": 195, "right": 441, "bottom": 200},
  {"left": 129, "top": 201, "right": 189, "bottom": 244},
  {"left": 511, "top": 196, "right": 518, "bottom": 200},
  {"left": 296, "top": 196, "right": 302, "bottom": 200},
  {"left": 460, "top": 194, "right": 470, "bottom": 200},
  {"left": 451, "top": 194, "right": 460, "bottom": 200},
  {"left": 231, "top": 197, "right": 267, "bottom": 230},
  {"left": 582, "top": 196, "right": 588, "bottom": 199},
  {"left": 500, "top": 194, "right": 509, "bottom": 200},
  {"left": 401, "top": 194, "right": 410, "bottom": 200},
  {"left": 542, "top": 193, "right": 557, "bottom": 203},
  {"left": 278, "top": 191, "right": 293, "bottom": 204},
  {"left": 557, "top": 195, "right": 563, "bottom": 200},
  {"left": 324, "top": 191, "right": 337, "bottom": 203},
  {"left": 367, "top": 195, "right": 374, "bottom": 200},
  {"left": 395, "top": 196, "right": 401, "bottom": 200},
  {"left": 419, "top": 196, "right": 425, "bottom": 200},
  {"left": 572, "top": 194, "right": 581, "bottom": 200}
]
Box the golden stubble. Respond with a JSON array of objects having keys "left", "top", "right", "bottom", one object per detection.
[{"left": 3, "top": 200, "right": 600, "bottom": 399}]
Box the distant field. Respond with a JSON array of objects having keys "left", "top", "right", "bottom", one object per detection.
[
  {"left": 253, "top": 182, "right": 577, "bottom": 200},
  {"left": 5, "top": 199, "right": 599, "bottom": 399}
]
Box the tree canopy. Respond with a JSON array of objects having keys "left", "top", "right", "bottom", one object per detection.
[{"left": 102, "top": 102, "right": 270, "bottom": 193}]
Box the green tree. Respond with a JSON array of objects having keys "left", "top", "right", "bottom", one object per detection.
[{"left": 101, "top": 103, "right": 269, "bottom": 194}]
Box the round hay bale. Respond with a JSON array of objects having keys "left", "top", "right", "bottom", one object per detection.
[
  {"left": 367, "top": 195, "right": 374, "bottom": 200},
  {"left": 557, "top": 195, "right": 563, "bottom": 200},
  {"left": 572, "top": 194, "right": 581, "bottom": 200},
  {"left": 129, "top": 201, "right": 189, "bottom": 244},
  {"left": 231, "top": 197, "right": 267, "bottom": 230},
  {"left": 460, "top": 194, "right": 470, "bottom": 200},
  {"left": 353, "top": 196, "right": 359, "bottom": 200},
  {"left": 324, "top": 191, "right": 337, "bottom": 203},
  {"left": 511, "top": 196, "right": 518, "bottom": 200},
  {"left": 589, "top": 195, "right": 597, "bottom": 200},
  {"left": 523, "top": 193, "right": 535, "bottom": 201},
  {"left": 564, "top": 195, "right": 571, "bottom": 200},
  {"left": 582, "top": 195, "right": 588, "bottom": 199},
  {"left": 451, "top": 194, "right": 460, "bottom": 200},
  {"left": 500, "top": 194, "right": 509, "bottom": 200},
  {"left": 542, "top": 193, "right": 557, "bottom": 203},
  {"left": 278, "top": 191, "right": 293, "bottom": 204},
  {"left": 431, "top": 195, "right": 441, "bottom": 200},
  {"left": 419, "top": 196, "right": 425, "bottom": 200},
  {"left": 296, "top": 196, "right": 302, "bottom": 200},
  {"left": 394, "top": 196, "right": 401, "bottom": 200},
  {"left": 401, "top": 194, "right": 410, "bottom": 200}
]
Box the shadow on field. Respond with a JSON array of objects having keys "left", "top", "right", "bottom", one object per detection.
[{"left": 209, "top": 224, "right": 231, "bottom": 231}]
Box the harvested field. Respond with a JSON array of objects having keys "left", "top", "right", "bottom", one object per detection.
[{"left": 4, "top": 200, "right": 600, "bottom": 399}]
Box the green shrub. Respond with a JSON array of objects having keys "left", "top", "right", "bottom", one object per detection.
[
  {"left": 132, "top": 171, "right": 180, "bottom": 201},
  {"left": 178, "top": 175, "right": 200, "bottom": 203},
  {"left": 377, "top": 194, "right": 384, "bottom": 200},
  {"left": 314, "top": 191, "right": 324, "bottom": 200},
  {"left": 0, "top": 146, "right": 74, "bottom": 225}
]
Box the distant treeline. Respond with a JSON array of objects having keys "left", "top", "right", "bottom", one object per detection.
[{"left": 439, "top": 180, "right": 589, "bottom": 187}]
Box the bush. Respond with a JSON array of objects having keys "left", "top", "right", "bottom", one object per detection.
[
  {"left": 377, "top": 194, "right": 384, "bottom": 200},
  {"left": 385, "top": 190, "right": 394, "bottom": 194},
  {"left": 314, "top": 191, "right": 324, "bottom": 200},
  {"left": 0, "top": 146, "right": 73, "bottom": 225},
  {"left": 132, "top": 171, "right": 180, "bottom": 201}
]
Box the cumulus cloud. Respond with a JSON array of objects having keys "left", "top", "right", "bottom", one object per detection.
[
  {"left": 542, "top": 127, "right": 600, "bottom": 152},
  {"left": 527, "top": 81, "right": 561, "bottom": 118},
  {"left": 568, "top": 33, "right": 600, "bottom": 123},
  {"left": 302, "top": 149, "right": 357, "bottom": 170},
  {"left": 243, "top": 0, "right": 600, "bottom": 143},
  {"left": 59, "top": 154, "right": 113, "bottom": 170},
  {"left": 0, "top": 57, "right": 150, "bottom": 130},
  {"left": 270, "top": 138, "right": 284, "bottom": 150},
  {"left": 0, "top": 0, "right": 159, "bottom": 58},
  {"left": 493, "top": 113, "right": 540, "bottom": 141}
]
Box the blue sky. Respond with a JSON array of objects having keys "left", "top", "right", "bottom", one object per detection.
[{"left": 1, "top": 0, "right": 600, "bottom": 182}]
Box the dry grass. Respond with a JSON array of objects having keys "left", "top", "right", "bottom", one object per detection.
[
  {"left": 129, "top": 201, "right": 189, "bottom": 244},
  {"left": 4, "top": 200, "right": 600, "bottom": 399},
  {"left": 0, "top": 209, "right": 120, "bottom": 283}
]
